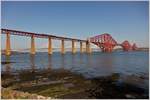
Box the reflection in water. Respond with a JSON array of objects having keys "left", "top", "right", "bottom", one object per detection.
[
  {"left": 86, "top": 54, "right": 92, "bottom": 67},
  {"left": 47, "top": 55, "right": 52, "bottom": 71},
  {"left": 79, "top": 53, "right": 83, "bottom": 65},
  {"left": 102, "top": 54, "right": 114, "bottom": 75},
  {"left": 103, "top": 55, "right": 113, "bottom": 69},
  {"left": 30, "top": 55, "right": 35, "bottom": 72},
  {"left": 60, "top": 54, "right": 65, "bottom": 71},
  {"left": 71, "top": 54, "right": 75, "bottom": 69},
  {"left": 4, "top": 56, "right": 11, "bottom": 73},
  {"left": 1, "top": 51, "right": 149, "bottom": 85}
]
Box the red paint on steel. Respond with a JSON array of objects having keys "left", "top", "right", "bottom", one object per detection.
[
  {"left": 90, "top": 33, "right": 137, "bottom": 52},
  {"left": 132, "top": 43, "right": 138, "bottom": 50},
  {"left": 121, "top": 40, "right": 132, "bottom": 51},
  {"left": 1, "top": 29, "right": 138, "bottom": 52}
]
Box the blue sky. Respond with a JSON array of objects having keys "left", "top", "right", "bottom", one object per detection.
[{"left": 1, "top": 1, "right": 149, "bottom": 50}]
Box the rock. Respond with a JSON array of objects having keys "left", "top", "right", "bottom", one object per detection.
[
  {"left": 111, "top": 73, "right": 120, "bottom": 81},
  {"left": 37, "top": 95, "right": 46, "bottom": 99},
  {"left": 64, "top": 83, "right": 74, "bottom": 88},
  {"left": 32, "top": 80, "right": 64, "bottom": 87},
  {"left": 125, "top": 94, "right": 135, "bottom": 99},
  {"left": 16, "top": 78, "right": 20, "bottom": 82},
  {"left": 35, "top": 76, "right": 42, "bottom": 79},
  {"left": 84, "top": 80, "right": 91, "bottom": 84},
  {"left": 64, "top": 77, "right": 72, "bottom": 80},
  {"left": 1, "top": 87, "right": 51, "bottom": 99},
  {"left": 42, "top": 78, "right": 49, "bottom": 82},
  {"left": 1, "top": 61, "right": 15, "bottom": 65}
]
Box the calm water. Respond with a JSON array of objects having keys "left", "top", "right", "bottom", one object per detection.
[{"left": 2, "top": 51, "right": 149, "bottom": 78}]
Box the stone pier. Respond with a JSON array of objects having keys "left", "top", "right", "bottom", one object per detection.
[
  {"left": 61, "top": 39, "right": 65, "bottom": 54},
  {"left": 72, "top": 40, "right": 76, "bottom": 54},
  {"left": 30, "top": 35, "right": 35, "bottom": 55},
  {"left": 86, "top": 41, "right": 91, "bottom": 54},
  {"left": 80, "top": 42, "right": 83, "bottom": 53},
  {"left": 48, "top": 37, "right": 52, "bottom": 54},
  {"left": 5, "top": 32, "right": 11, "bottom": 56}
]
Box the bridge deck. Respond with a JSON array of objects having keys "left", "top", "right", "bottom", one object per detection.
[{"left": 1, "top": 29, "right": 86, "bottom": 42}]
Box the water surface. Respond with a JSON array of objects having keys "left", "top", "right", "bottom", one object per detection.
[{"left": 1, "top": 51, "right": 149, "bottom": 88}]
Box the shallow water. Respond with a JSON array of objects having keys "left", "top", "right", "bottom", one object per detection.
[{"left": 1, "top": 51, "right": 149, "bottom": 89}]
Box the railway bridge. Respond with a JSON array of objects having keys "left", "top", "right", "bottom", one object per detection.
[
  {"left": 90, "top": 34, "right": 138, "bottom": 52},
  {"left": 1, "top": 29, "right": 138, "bottom": 56}
]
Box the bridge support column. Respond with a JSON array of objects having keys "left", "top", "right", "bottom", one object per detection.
[
  {"left": 61, "top": 39, "right": 65, "bottom": 54},
  {"left": 48, "top": 37, "right": 52, "bottom": 54},
  {"left": 101, "top": 46, "right": 113, "bottom": 53},
  {"left": 83, "top": 42, "right": 86, "bottom": 52},
  {"left": 109, "top": 46, "right": 113, "bottom": 52},
  {"left": 86, "top": 41, "right": 91, "bottom": 54},
  {"left": 72, "top": 40, "right": 76, "bottom": 54},
  {"left": 5, "top": 32, "right": 11, "bottom": 56},
  {"left": 30, "top": 35, "right": 35, "bottom": 55},
  {"left": 80, "top": 42, "right": 83, "bottom": 53}
]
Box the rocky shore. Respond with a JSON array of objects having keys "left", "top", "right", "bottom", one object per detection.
[
  {"left": 1, "top": 69, "right": 149, "bottom": 99},
  {"left": 2, "top": 87, "right": 51, "bottom": 99}
]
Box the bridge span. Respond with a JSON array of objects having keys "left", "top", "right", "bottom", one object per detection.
[
  {"left": 90, "top": 33, "right": 138, "bottom": 52},
  {"left": 1, "top": 29, "right": 137, "bottom": 56},
  {"left": 1, "top": 29, "right": 91, "bottom": 55}
]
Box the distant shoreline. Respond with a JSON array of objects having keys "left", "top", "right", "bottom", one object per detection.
[{"left": 1, "top": 48, "right": 149, "bottom": 55}]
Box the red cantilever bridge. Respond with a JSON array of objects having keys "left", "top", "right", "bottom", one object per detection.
[
  {"left": 1, "top": 28, "right": 137, "bottom": 55},
  {"left": 90, "top": 33, "right": 137, "bottom": 52}
]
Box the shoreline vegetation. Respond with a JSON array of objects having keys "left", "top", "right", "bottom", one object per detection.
[{"left": 1, "top": 68, "right": 149, "bottom": 99}]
